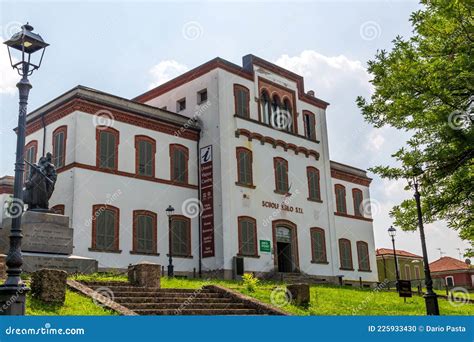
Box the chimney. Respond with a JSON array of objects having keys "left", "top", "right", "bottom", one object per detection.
[{"left": 307, "top": 90, "right": 315, "bottom": 97}]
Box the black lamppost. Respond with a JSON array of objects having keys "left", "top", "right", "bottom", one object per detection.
[
  {"left": 0, "top": 23, "right": 48, "bottom": 316},
  {"left": 166, "top": 205, "right": 175, "bottom": 277},
  {"left": 411, "top": 174, "right": 439, "bottom": 315},
  {"left": 388, "top": 225, "right": 400, "bottom": 290}
]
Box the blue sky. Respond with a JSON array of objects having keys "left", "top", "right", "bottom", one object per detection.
[{"left": 0, "top": 0, "right": 470, "bottom": 261}]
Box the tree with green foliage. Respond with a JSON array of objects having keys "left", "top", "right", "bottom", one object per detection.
[{"left": 356, "top": 0, "right": 473, "bottom": 255}]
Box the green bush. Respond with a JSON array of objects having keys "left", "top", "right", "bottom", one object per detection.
[{"left": 242, "top": 273, "right": 259, "bottom": 292}]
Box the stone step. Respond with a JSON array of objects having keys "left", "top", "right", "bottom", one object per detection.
[
  {"left": 111, "top": 291, "right": 225, "bottom": 299},
  {"left": 124, "top": 302, "right": 247, "bottom": 310},
  {"left": 81, "top": 281, "right": 130, "bottom": 287},
  {"left": 87, "top": 285, "right": 210, "bottom": 293},
  {"left": 133, "top": 308, "right": 260, "bottom": 315},
  {"left": 115, "top": 296, "right": 234, "bottom": 304}
]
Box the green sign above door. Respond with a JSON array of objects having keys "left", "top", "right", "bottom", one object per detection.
[{"left": 259, "top": 240, "right": 271, "bottom": 253}]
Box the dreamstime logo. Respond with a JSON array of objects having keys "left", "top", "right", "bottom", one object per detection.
[
  {"left": 359, "top": 198, "right": 381, "bottom": 218},
  {"left": 448, "top": 111, "right": 472, "bottom": 130},
  {"left": 182, "top": 21, "right": 203, "bottom": 41},
  {"left": 3, "top": 198, "right": 24, "bottom": 219},
  {"left": 448, "top": 287, "right": 470, "bottom": 307},
  {"left": 359, "top": 21, "right": 381, "bottom": 41},
  {"left": 92, "top": 287, "right": 115, "bottom": 307},
  {"left": 1, "top": 21, "right": 22, "bottom": 39},
  {"left": 92, "top": 110, "right": 115, "bottom": 130},
  {"left": 270, "top": 287, "right": 292, "bottom": 307},
  {"left": 270, "top": 110, "right": 292, "bottom": 131},
  {"left": 182, "top": 198, "right": 203, "bottom": 219}
]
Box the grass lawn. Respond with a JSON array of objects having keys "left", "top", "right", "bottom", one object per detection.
[
  {"left": 160, "top": 277, "right": 474, "bottom": 316},
  {"left": 27, "top": 289, "right": 116, "bottom": 316},
  {"left": 63, "top": 273, "right": 473, "bottom": 315}
]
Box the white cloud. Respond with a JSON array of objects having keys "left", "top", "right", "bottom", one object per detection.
[
  {"left": 0, "top": 37, "right": 17, "bottom": 95},
  {"left": 275, "top": 50, "right": 373, "bottom": 98},
  {"left": 367, "top": 128, "right": 385, "bottom": 151},
  {"left": 148, "top": 60, "right": 189, "bottom": 89}
]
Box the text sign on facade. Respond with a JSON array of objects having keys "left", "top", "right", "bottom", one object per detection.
[
  {"left": 200, "top": 145, "right": 215, "bottom": 258},
  {"left": 259, "top": 240, "right": 271, "bottom": 253}
]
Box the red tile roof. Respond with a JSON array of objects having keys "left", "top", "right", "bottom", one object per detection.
[
  {"left": 376, "top": 248, "right": 422, "bottom": 258},
  {"left": 429, "top": 256, "right": 472, "bottom": 273}
]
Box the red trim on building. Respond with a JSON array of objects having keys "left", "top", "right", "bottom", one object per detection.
[
  {"left": 273, "top": 157, "right": 289, "bottom": 194},
  {"left": 356, "top": 241, "right": 371, "bottom": 271},
  {"left": 352, "top": 188, "right": 363, "bottom": 217},
  {"left": 235, "top": 147, "right": 254, "bottom": 187},
  {"left": 306, "top": 166, "right": 321, "bottom": 202},
  {"left": 50, "top": 204, "right": 65, "bottom": 215},
  {"left": 302, "top": 110, "right": 316, "bottom": 141},
  {"left": 334, "top": 184, "right": 347, "bottom": 214},
  {"left": 233, "top": 84, "right": 250, "bottom": 118},
  {"left": 331, "top": 168, "right": 372, "bottom": 187},
  {"left": 170, "top": 214, "right": 192, "bottom": 257},
  {"left": 338, "top": 238, "right": 353, "bottom": 270}
]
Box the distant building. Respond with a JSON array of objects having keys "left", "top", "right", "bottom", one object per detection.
[
  {"left": 376, "top": 248, "right": 424, "bottom": 283},
  {"left": 0, "top": 176, "right": 14, "bottom": 224},
  {"left": 429, "top": 256, "right": 473, "bottom": 289}
]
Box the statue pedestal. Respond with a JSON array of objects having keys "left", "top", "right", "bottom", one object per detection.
[{"left": 0, "top": 211, "right": 97, "bottom": 274}]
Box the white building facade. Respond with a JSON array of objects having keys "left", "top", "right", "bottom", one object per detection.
[{"left": 15, "top": 55, "right": 377, "bottom": 284}]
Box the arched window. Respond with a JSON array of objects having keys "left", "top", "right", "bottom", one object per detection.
[
  {"left": 51, "top": 204, "right": 65, "bottom": 215},
  {"left": 236, "top": 147, "right": 253, "bottom": 186},
  {"left": 357, "top": 241, "right": 370, "bottom": 271},
  {"left": 260, "top": 90, "right": 271, "bottom": 125},
  {"left": 339, "top": 238, "right": 353, "bottom": 270},
  {"left": 352, "top": 188, "right": 364, "bottom": 217},
  {"left": 238, "top": 216, "right": 257, "bottom": 257},
  {"left": 303, "top": 111, "right": 316, "bottom": 140},
  {"left": 170, "top": 215, "right": 191, "bottom": 257},
  {"left": 282, "top": 98, "right": 293, "bottom": 133},
  {"left": 135, "top": 135, "right": 156, "bottom": 177},
  {"left": 96, "top": 127, "right": 119, "bottom": 170},
  {"left": 170, "top": 144, "right": 189, "bottom": 184},
  {"left": 307, "top": 167, "right": 321, "bottom": 201},
  {"left": 234, "top": 84, "right": 250, "bottom": 118},
  {"left": 335, "top": 184, "right": 347, "bottom": 214},
  {"left": 274, "top": 157, "right": 289, "bottom": 194},
  {"left": 52, "top": 126, "right": 67, "bottom": 168},
  {"left": 270, "top": 94, "right": 281, "bottom": 128},
  {"left": 91, "top": 204, "right": 120, "bottom": 252},
  {"left": 132, "top": 210, "right": 157, "bottom": 255},
  {"left": 310, "top": 228, "right": 327, "bottom": 263},
  {"left": 24, "top": 140, "right": 38, "bottom": 181}
]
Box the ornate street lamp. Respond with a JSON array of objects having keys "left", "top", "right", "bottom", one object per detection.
[
  {"left": 409, "top": 166, "right": 439, "bottom": 315},
  {"left": 0, "top": 23, "right": 48, "bottom": 316},
  {"left": 388, "top": 225, "right": 400, "bottom": 290},
  {"left": 166, "top": 205, "right": 175, "bottom": 277}
]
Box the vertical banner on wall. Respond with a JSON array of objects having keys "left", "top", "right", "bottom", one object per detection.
[{"left": 200, "top": 145, "right": 215, "bottom": 257}]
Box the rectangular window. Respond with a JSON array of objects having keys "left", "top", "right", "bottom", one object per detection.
[
  {"left": 197, "top": 89, "right": 208, "bottom": 104},
  {"left": 236, "top": 148, "right": 253, "bottom": 186},
  {"left": 177, "top": 98, "right": 186, "bottom": 112},
  {"left": 171, "top": 217, "right": 190, "bottom": 257},
  {"left": 136, "top": 137, "right": 155, "bottom": 177},
  {"left": 52, "top": 127, "right": 66, "bottom": 168},
  {"left": 357, "top": 241, "right": 370, "bottom": 271},
  {"left": 24, "top": 141, "right": 37, "bottom": 180},
  {"left": 353, "top": 189, "right": 364, "bottom": 217},
  {"left": 307, "top": 167, "right": 321, "bottom": 201},
  {"left": 134, "top": 212, "right": 156, "bottom": 254},
  {"left": 335, "top": 185, "right": 347, "bottom": 214},
  {"left": 274, "top": 158, "right": 289, "bottom": 194},
  {"left": 238, "top": 217, "right": 257, "bottom": 256},
  {"left": 405, "top": 264, "right": 411, "bottom": 280},
  {"left": 170, "top": 145, "right": 188, "bottom": 183},
  {"left": 311, "top": 228, "right": 327, "bottom": 263},
  {"left": 339, "top": 239, "right": 353, "bottom": 270},
  {"left": 304, "top": 111, "right": 316, "bottom": 140},
  {"left": 94, "top": 206, "right": 118, "bottom": 251},
  {"left": 98, "top": 130, "right": 118, "bottom": 169},
  {"left": 234, "top": 85, "right": 250, "bottom": 118}
]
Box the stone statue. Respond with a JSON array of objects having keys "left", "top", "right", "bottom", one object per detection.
[{"left": 23, "top": 152, "right": 57, "bottom": 211}]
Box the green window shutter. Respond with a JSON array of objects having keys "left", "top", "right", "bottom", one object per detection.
[
  {"left": 137, "top": 215, "right": 153, "bottom": 253},
  {"left": 99, "top": 131, "right": 116, "bottom": 169},
  {"left": 97, "top": 209, "right": 116, "bottom": 251},
  {"left": 312, "top": 230, "right": 325, "bottom": 262},
  {"left": 240, "top": 220, "right": 255, "bottom": 256},
  {"left": 172, "top": 219, "right": 189, "bottom": 256},
  {"left": 138, "top": 141, "right": 153, "bottom": 176}
]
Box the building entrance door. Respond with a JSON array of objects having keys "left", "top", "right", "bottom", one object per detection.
[{"left": 276, "top": 226, "right": 294, "bottom": 272}]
